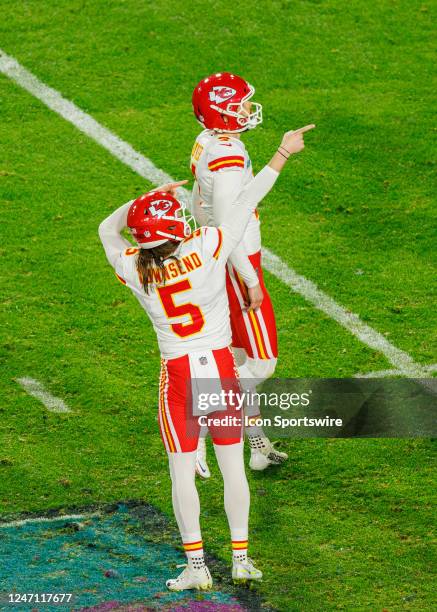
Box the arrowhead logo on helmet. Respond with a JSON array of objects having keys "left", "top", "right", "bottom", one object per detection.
[
  {"left": 208, "top": 86, "right": 237, "bottom": 104},
  {"left": 149, "top": 199, "right": 173, "bottom": 219}
]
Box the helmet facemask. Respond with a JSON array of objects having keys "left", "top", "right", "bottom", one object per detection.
[
  {"left": 211, "top": 85, "right": 263, "bottom": 133},
  {"left": 170, "top": 204, "right": 198, "bottom": 239},
  {"left": 144, "top": 203, "right": 197, "bottom": 245}
]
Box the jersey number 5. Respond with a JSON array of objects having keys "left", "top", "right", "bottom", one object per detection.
[{"left": 157, "top": 279, "right": 205, "bottom": 338}]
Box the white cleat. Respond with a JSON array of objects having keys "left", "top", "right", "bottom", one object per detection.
[
  {"left": 249, "top": 440, "right": 288, "bottom": 471},
  {"left": 196, "top": 437, "right": 211, "bottom": 479},
  {"left": 166, "top": 564, "right": 213, "bottom": 591},
  {"left": 232, "top": 558, "right": 263, "bottom": 583}
]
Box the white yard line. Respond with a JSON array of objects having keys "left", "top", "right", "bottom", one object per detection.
[
  {"left": 0, "top": 48, "right": 431, "bottom": 378},
  {"left": 262, "top": 250, "right": 428, "bottom": 376},
  {"left": 356, "top": 368, "right": 413, "bottom": 379},
  {"left": 0, "top": 512, "right": 100, "bottom": 528},
  {"left": 0, "top": 51, "right": 173, "bottom": 187},
  {"left": 355, "top": 363, "right": 437, "bottom": 378},
  {"left": 16, "top": 377, "right": 71, "bottom": 413}
]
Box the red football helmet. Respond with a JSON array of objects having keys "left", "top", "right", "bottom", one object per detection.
[
  {"left": 192, "top": 72, "right": 263, "bottom": 133},
  {"left": 127, "top": 191, "right": 195, "bottom": 248}
]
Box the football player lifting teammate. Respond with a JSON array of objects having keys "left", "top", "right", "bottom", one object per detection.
[{"left": 99, "top": 125, "right": 314, "bottom": 591}]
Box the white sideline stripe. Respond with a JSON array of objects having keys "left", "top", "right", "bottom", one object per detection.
[
  {"left": 0, "top": 49, "right": 430, "bottom": 378},
  {"left": 16, "top": 377, "right": 71, "bottom": 413},
  {"left": 0, "top": 50, "right": 173, "bottom": 188},
  {"left": 356, "top": 368, "right": 411, "bottom": 379},
  {"left": 356, "top": 363, "right": 437, "bottom": 378},
  {"left": 262, "top": 250, "right": 428, "bottom": 377},
  {"left": 0, "top": 512, "right": 99, "bottom": 528}
]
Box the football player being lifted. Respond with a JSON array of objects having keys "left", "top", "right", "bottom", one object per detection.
[
  {"left": 98, "top": 127, "right": 313, "bottom": 591},
  {"left": 191, "top": 72, "right": 291, "bottom": 474}
]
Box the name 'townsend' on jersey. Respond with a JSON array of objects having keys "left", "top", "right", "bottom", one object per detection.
[{"left": 115, "top": 227, "right": 232, "bottom": 359}]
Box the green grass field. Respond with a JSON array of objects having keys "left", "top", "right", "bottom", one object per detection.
[{"left": 1, "top": 1, "right": 436, "bottom": 610}]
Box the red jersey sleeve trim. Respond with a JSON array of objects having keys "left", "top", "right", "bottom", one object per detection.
[
  {"left": 212, "top": 228, "right": 224, "bottom": 259},
  {"left": 208, "top": 155, "right": 245, "bottom": 172},
  {"left": 115, "top": 272, "right": 126, "bottom": 285}
]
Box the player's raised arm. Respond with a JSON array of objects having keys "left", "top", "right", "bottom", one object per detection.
[
  {"left": 269, "top": 124, "right": 315, "bottom": 172},
  {"left": 98, "top": 200, "right": 134, "bottom": 268},
  {"left": 219, "top": 124, "right": 315, "bottom": 259}
]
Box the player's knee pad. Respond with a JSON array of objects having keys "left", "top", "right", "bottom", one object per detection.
[
  {"left": 246, "top": 357, "right": 277, "bottom": 382},
  {"left": 168, "top": 451, "right": 197, "bottom": 485}
]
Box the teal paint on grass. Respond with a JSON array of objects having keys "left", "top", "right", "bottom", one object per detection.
[{"left": 0, "top": 505, "right": 244, "bottom": 611}]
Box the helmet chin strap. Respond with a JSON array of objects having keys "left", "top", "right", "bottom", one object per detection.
[{"left": 137, "top": 237, "right": 168, "bottom": 249}]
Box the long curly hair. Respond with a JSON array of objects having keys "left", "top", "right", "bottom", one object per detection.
[{"left": 136, "top": 241, "right": 179, "bottom": 294}]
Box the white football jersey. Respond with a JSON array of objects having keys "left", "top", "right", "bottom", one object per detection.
[
  {"left": 190, "top": 130, "right": 261, "bottom": 255},
  {"left": 114, "top": 227, "right": 231, "bottom": 359}
]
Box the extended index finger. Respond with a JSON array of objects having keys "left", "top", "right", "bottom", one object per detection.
[
  {"left": 294, "top": 124, "right": 316, "bottom": 134},
  {"left": 151, "top": 179, "right": 188, "bottom": 193},
  {"left": 167, "top": 180, "right": 189, "bottom": 188}
]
